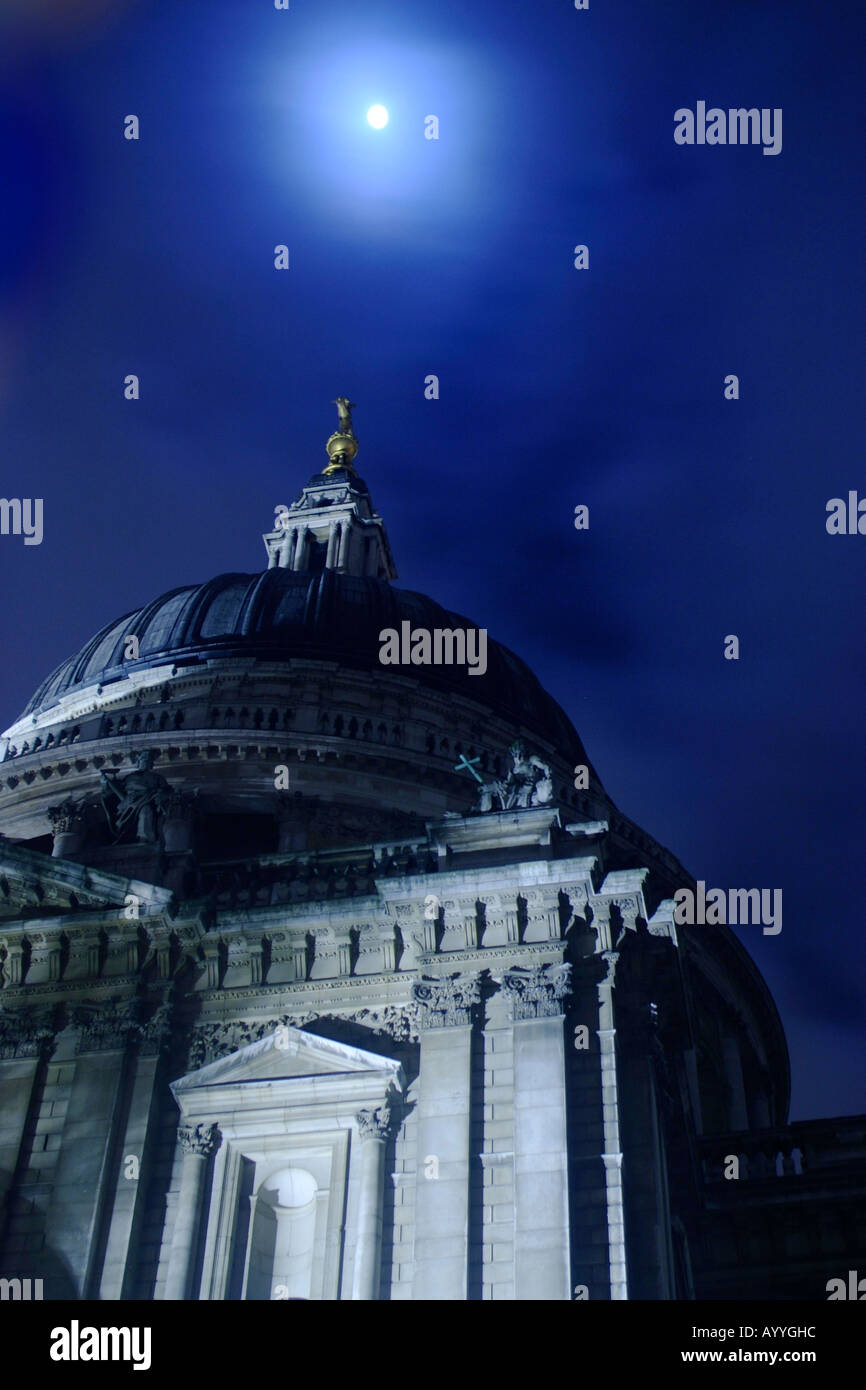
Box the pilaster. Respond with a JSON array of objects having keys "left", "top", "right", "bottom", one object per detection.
[
  {"left": 411, "top": 972, "right": 480, "bottom": 1299},
  {"left": 503, "top": 963, "right": 572, "bottom": 1300}
]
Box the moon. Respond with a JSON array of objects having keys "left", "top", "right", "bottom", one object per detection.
[{"left": 366, "top": 105, "right": 389, "bottom": 130}]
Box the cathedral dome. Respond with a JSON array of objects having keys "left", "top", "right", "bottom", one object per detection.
[{"left": 17, "top": 567, "right": 590, "bottom": 767}]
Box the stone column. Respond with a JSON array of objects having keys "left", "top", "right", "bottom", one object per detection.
[
  {"left": 325, "top": 520, "right": 338, "bottom": 567},
  {"left": 504, "top": 963, "right": 572, "bottom": 1300},
  {"left": 351, "top": 1104, "right": 392, "bottom": 1299},
  {"left": 42, "top": 1008, "right": 134, "bottom": 1298},
  {"left": 162, "top": 790, "right": 195, "bottom": 853},
  {"left": 336, "top": 521, "right": 350, "bottom": 569},
  {"left": 98, "top": 1004, "right": 173, "bottom": 1298},
  {"left": 291, "top": 527, "right": 307, "bottom": 572},
  {"left": 683, "top": 1047, "right": 704, "bottom": 1134},
  {"left": 276, "top": 805, "right": 304, "bottom": 853},
  {"left": 597, "top": 950, "right": 628, "bottom": 1300},
  {"left": 48, "top": 801, "right": 87, "bottom": 859},
  {"left": 752, "top": 1080, "right": 771, "bottom": 1129},
  {"left": 721, "top": 1030, "right": 749, "bottom": 1130},
  {"left": 0, "top": 1014, "right": 53, "bottom": 1237},
  {"left": 164, "top": 1121, "right": 220, "bottom": 1300},
  {"left": 411, "top": 974, "right": 480, "bottom": 1300}
]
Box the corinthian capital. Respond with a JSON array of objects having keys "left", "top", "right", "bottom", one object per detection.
[
  {"left": 356, "top": 1104, "right": 394, "bottom": 1142},
  {"left": 178, "top": 1121, "right": 220, "bottom": 1157},
  {"left": 47, "top": 798, "right": 87, "bottom": 834},
  {"left": 412, "top": 972, "right": 481, "bottom": 1029},
  {"left": 0, "top": 1007, "right": 55, "bottom": 1059},
  {"left": 502, "top": 962, "right": 572, "bottom": 1020}
]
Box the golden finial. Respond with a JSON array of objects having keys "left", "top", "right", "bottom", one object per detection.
[{"left": 324, "top": 396, "right": 359, "bottom": 473}]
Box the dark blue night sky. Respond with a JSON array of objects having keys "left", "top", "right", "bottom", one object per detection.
[{"left": 0, "top": 0, "right": 864, "bottom": 1120}]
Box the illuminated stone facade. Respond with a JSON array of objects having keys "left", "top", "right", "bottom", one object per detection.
[{"left": 0, "top": 431, "right": 863, "bottom": 1301}]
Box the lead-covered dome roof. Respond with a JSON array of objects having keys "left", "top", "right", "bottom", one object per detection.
[{"left": 19, "top": 569, "right": 590, "bottom": 763}]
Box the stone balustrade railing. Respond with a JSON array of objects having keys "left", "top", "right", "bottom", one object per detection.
[{"left": 699, "top": 1120, "right": 866, "bottom": 1184}]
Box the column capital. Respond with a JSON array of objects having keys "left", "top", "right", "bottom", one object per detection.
[
  {"left": 73, "top": 1001, "right": 139, "bottom": 1054},
  {"left": 599, "top": 950, "right": 619, "bottom": 987},
  {"left": 178, "top": 1120, "right": 220, "bottom": 1158},
  {"left": 356, "top": 1103, "right": 395, "bottom": 1143},
  {"left": 502, "top": 962, "right": 571, "bottom": 1020},
  {"left": 412, "top": 972, "right": 481, "bottom": 1029},
  {"left": 135, "top": 998, "right": 175, "bottom": 1057},
  {"left": 0, "top": 1006, "right": 56, "bottom": 1060}
]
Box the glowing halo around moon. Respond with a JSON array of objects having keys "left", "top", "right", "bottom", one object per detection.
[{"left": 366, "top": 104, "right": 389, "bottom": 129}]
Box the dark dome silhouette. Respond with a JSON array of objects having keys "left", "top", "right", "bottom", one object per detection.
[{"left": 20, "top": 568, "right": 592, "bottom": 768}]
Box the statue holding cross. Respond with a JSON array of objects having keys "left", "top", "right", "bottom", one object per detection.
[{"left": 460, "top": 741, "right": 554, "bottom": 813}]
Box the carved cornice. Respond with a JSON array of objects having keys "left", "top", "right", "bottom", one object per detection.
[
  {"left": 342, "top": 1005, "right": 418, "bottom": 1043},
  {"left": 0, "top": 972, "right": 145, "bottom": 1000},
  {"left": 188, "top": 1003, "right": 419, "bottom": 1068},
  {"left": 412, "top": 973, "right": 481, "bottom": 1029},
  {"left": 189, "top": 974, "right": 415, "bottom": 1006},
  {"left": 408, "top": 942, "right": 568, "bottom": 968},
  {"left": 502, "top": 963, "right": 572, "bottom": 1021},
  {"left": 189, "top": 1013, "right": 320, "bottom": 1068}
]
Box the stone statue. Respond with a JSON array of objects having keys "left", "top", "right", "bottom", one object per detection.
[
  {"left": 476, "top": 740, "right": 554, "bottom": 813},
  {"left": 99, "top": 750, "right": 171, "bottom": 844},
  {"left": 334, "top": 397, "right": 356, "bottom": 436}
]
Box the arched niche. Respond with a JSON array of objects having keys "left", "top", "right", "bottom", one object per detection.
[{"left": 243, "top": 1166, "right": 318, "bottom": 1301}]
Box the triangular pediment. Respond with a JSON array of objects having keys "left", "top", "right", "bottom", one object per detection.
[{"left": 172, "top": 1026, "right": 401, "bottom": 1095}]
